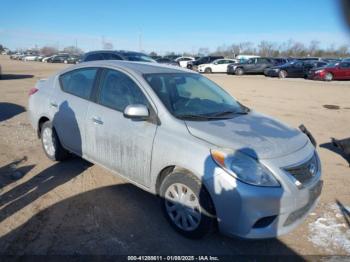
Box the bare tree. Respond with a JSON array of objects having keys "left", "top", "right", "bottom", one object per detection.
[
  {"left": 103, "top": 42, "right": 114, "bottom": 50},
  {"left": 258, "top": 41, "right": 276, "bottom": 56},
  {"left": 63, "top": 46, "right": 83, "bottom": 55},
  {"left": 198, "top": 47, "right": 210, "bottom": 56},
  {"left": 308, "top": 40, "right": 320, "bottom": 56},
  {"left": 40, "top": 46, "right": 58, "bottom": 56},
  {"left": 336, "top": 44, "right": 350, "bottom": 57}
]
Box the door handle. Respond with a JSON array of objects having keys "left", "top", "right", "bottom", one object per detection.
[
  {"left": 92, "top": 116, "right": 103, "bottom": 125},
  {"left": 50, "top": 101, "right": 58, "bottom": 108}
]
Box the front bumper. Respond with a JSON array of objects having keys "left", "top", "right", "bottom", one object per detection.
[{"left": 204, "top": 142, "right": 322, "bottom": 239}]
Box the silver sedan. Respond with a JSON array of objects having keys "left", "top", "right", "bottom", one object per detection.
[{"left": 28, "top": 60, "right": 322, "bottom": 239}]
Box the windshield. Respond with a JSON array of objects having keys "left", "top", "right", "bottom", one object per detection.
[
  {"left": 125, "top": 54, "right": 156, "bottom": 63},
  {"left": 144, "top": 73, "right": 247, "bottom": 120}
]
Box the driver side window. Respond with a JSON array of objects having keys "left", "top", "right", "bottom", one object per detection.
[{"left": 97, "top": 69, "right": 147, "bottom": 112}]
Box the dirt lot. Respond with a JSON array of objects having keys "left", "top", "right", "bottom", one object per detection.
[{"left": 0, "top": 55, "right": 349, "bottom": 257}]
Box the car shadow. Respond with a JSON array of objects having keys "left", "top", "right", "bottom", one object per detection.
[
  {"left": 0, "top": 102, "right": 25, "bottom": 122},
  {"left": 0, "top": 74, "right": 34, "bottom": 80},
  {"left": 0, "top": 157, "right": 90, "bottom": 225},
  {"left": 0, "top": 157, "right": 35, "bottom": 190},
  {"left": 0, "top": 164, "right": 301, "bottom": 258}
]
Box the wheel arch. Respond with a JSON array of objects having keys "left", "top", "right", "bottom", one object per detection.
[{"left": 37, "top": 115, "right": 51, "bottom": 138}]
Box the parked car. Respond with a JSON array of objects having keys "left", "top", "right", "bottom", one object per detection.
[
  {"left": 264, "top": 60, "right": 327, "bottom": 78},
  {"left": 198, "top": 59, "right": 238, "bottom": 73},
  {"left": 23, "top": 55, "right": 39, "bottom": 61},
  {"left": 48, "top": 54, "right": 70, "bottom": 63},
  {"left": 28, "top": 60, "right": 322, "bottom": 239},
  {"left": 64, "top": 55, "right": 81, "bottom": 64},
  {"left": 187, "top": 56, "right": 224, "bottom": 70},
  {"left": 0, "top": 64, "right": 2, "bottom": 79},
  {"left": 298, "top": 57, "right": 321, "bottom": 61},
  {"left": 307, "top": 61, "right": 350, "bottom": 81},
  {"left": 163, "top": 55, "right": 181, "bottom": 61},
  {"left": 81, "top": 50, "right": 156, "bottom": 63},
  {"left": 227, "top": 57, "right": 275, "bottom": 75},
  {"left": 235, "top": 55, "right": 260, "bottom": 63},
  {"left": 270, "top": 58, "right": 290, "bottom": 66},
  {"left": 42, "top": 56, "right": 54, "bottom": 63},
  {"left": 10, "top": 53, "right": 20, "bottom": 59},
  {"left": 155, "top": 57, "right": 179, "bottom": 66},
  {"left": 175, "top": 56, "right": 195, "bottom": 68}
]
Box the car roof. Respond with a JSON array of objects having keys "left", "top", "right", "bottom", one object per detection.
[{"left": 62, "top": 60, "right": 195, "bottom": 75}]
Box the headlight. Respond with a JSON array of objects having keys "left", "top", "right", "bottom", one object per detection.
[
  {"left": 210, "top": 149, "right": 280, "bottom": 187},
  {"left": 273, "top": 68, "right": 280, "bottom": 72},
  {"left": 315, "top": 70, "right": 324, "bottom": 74}
]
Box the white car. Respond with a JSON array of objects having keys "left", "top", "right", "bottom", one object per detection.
[
  {"left": 198, "top": 59, "right": 238, "bottom": 73},
  {"left": 23, "top": 55, "right": 38, "bottom": 61},
  {"left": 175, "top": 56, "right": 195, "bottom": 68},
  {"left": 42, "top": 56, "right": 53, "bottom": 63}
]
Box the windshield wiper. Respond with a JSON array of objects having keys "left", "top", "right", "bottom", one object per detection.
[
  {"left": 176, "top": 114, "right": 212, "bottom": 120},
  {"left": 209, "top": 109, "right": 249, "bottom": 117}
]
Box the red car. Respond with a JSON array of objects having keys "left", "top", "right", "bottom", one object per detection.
[{"left": 308, "top": 61, "right": 350, "bottom": 81}]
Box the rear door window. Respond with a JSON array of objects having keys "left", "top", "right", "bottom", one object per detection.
[{"left": 59, "top": 68, "right": 98, "bottom": 100}]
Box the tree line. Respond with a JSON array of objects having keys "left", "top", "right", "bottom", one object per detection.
[{"left": 208, "top": 40, "right": 350, "bottom": 58}]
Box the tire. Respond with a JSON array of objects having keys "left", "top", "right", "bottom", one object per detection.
[
  {"left": 204, "top": 67, "right": 212, "bottom": 73},
  {"left": 160, "top": 171, "right": 216, "bottom": 239},
  {"left": 41, "top": 121, "right": 69, "bottom": 161},
  {"left": 235, "top": 67, "right": 244, "bottom": 75},
  {"left": 324, "top": 72, "right": 333, "bottom": 81},
  {"left": 279, "top": 70, "right": 287, "bottom": 78}
]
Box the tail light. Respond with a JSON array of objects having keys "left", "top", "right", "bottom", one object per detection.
[{"left": 29, "top": 88, "right": 38, "bottom": 96}]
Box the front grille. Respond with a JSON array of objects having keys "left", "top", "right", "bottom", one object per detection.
[{"left": 284, "top": 153, "right": 318, "bottom": 186}]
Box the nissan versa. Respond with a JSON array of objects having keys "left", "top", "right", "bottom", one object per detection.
[{"left": 28, "top": 61, "right": 322, "bottom": 239}]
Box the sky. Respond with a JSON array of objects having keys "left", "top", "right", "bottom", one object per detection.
[{"left": 0, "top": 0, "right": 349, "bottom": 54}]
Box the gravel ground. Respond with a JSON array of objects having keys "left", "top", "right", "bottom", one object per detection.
[{"left": 0, "top": 55, "right": 349, "bottom": 257}]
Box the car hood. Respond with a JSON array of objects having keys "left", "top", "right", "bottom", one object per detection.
[{"left": 185, "top": 111, "right": 308, "bottom": 159}]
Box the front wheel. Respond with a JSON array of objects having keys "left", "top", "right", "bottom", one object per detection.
[
  {"left": 324, "top": 72, "right": 333, "bottom": 81},
  {"left": 235, "top": 68, "right": 244, "bottom": 75},
  {"left": 41, "top": 121, "right": 69, "bottom": 161},
  {"left": 160, "top": 171, "right": 216, "bottom": 239},
  {"left": 279, "top": 70, "right": 287, "bottom": 78},
  {"left": 204, "top": 67, "right": 212, "bottom": 73}
]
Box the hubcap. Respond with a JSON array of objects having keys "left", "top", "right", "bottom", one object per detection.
[
  {"left": 42, "top": 127, "right": 56, "bottom": 157},
  {"left": 165, "top": 183, "right": 201, "bottom": 231},
  {"left": 325, "top": 73, "right": 332, "bottom": 81}
]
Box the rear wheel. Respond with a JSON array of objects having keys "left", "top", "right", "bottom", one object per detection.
[
  {"left": 324, "top": 72, "right": 333, "bottom": 81},
  {"left": 41, "top": 121, "right": 69, "bottom": 161},
  {"left": 204, "top": 67, "right": 212, "bottom": 73},
  {"left": 235, "top": 68, "right": 244, "bottom": 75},
  {"left": 160, "top": 171, "right": 216, "bottom": 239},
  {"left": 279, "top": 70, "right": 287, "bottom": 78}
]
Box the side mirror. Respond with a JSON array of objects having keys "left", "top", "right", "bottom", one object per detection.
[
  {"left": 123, "top": 104, "right": 149, "bottom": 120},
  {"left": 213, "top": 62, "right": 218, "bottom": 65}
]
